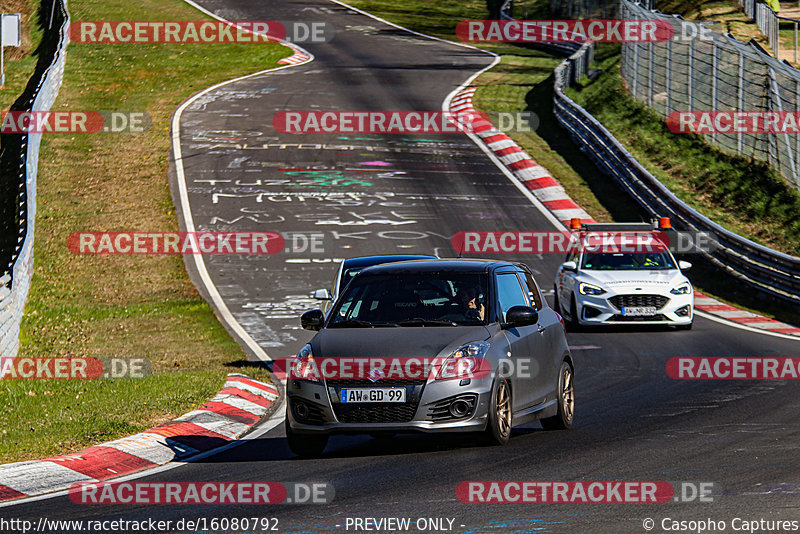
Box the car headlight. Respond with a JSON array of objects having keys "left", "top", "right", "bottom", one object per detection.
[
  {"left": 293, "top": 344, "right": 320, "bottom": 382},
  {"left": 579, "top": 282, "right": 606, "bottom": 296},
  {"left": 436, "top": 341, "right": 490, "bottom": 380},
  {"left": 670, "top": 283, "right": 692, "bottom": 295}
]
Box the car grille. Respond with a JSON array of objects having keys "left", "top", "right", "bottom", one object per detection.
[
  {"left": 609, "top": 314, "right": 667, "bottom": 322},
  {"left": 608, "top": 294, "right": 669, "bottom": 310},
  {"left": 333, "top": 402, "right": 420, "bottom": 424},
  {"left": 330, "top": 379, "right": 427, "bottom": 387},
  {"left": 329, "top": 380, "right": 426, "bottom": 424}
]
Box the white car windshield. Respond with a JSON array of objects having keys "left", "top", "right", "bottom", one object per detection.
[{"left": 581, "top": 252, "right": 676, "bottom": 271}]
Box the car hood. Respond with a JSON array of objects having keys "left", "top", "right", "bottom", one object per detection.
[
  {"left": 579, "top": 269, "right": 689, "bottom": 290},
  {"left": 311, "top": 325, "right": 494, "bottom": 358}
]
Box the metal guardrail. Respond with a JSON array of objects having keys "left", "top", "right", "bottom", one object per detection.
[
  {"left": 553, "top": 41, "right": 800, "bottom": 305},
  {"left": 0, "top": 0, "right": 69, "bottom": 358}
]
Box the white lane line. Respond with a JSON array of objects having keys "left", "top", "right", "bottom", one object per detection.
[{"left": 173, "top": 0, "right": 315, "bottom": 362}]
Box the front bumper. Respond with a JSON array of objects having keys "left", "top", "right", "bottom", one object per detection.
[
  {"left": 574, "top": 290, "right": 693, "bottom": 326},
  {"left": 286, "top": 377, "right": 493, "bottom": 435}
]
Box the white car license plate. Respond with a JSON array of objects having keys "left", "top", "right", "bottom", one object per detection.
[
  {"left": 340, "top": 388, "right": 406, "bottom": 403},
  {"left": 621, "top": 306, "right": 658, "bottom": 317}
]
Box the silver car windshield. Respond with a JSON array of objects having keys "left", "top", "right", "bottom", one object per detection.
[
  {"left": 329, "top": 273, "right": 489, "bottom": 327},
  {"left": 581, "top": 252, "right": 676, "bottom": 270}
]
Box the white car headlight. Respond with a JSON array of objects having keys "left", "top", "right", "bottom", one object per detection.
[
  {"left": 670, "top": 283, "right": 692, "bottom": 295},
  {"left": 293, "top": 343, "right": 320, "bottom": 382},
  {"left": 579, "top": 282, "right": 606, "bottom": 296},
  {"left": 436, "top": 341, "right": 490, "bottom": 380}
]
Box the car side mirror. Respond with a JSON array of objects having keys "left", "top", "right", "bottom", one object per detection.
[
  {"left": 503, "top": 306, "right": 539, "bottom": 329},
  {"left": 678, "top": 260, "right": 692, "bottom": 271},
  {"left": 561, "top": 261, "right": 577, "bottom": 272},
  {"left": 312, "top": 288, "right": 332, "bottom": 300},
  {"left": 301, "top": 309, "right": 325, "bottom": 331}
]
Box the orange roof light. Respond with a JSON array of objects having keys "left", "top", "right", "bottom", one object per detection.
[
  {"left": 658, "top": 217, "right": 671, "bottom": 229},
  {"left": 570, "top": 218, "right": 582, "bottom": 230}
]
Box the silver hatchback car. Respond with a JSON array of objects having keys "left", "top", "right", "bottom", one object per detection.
[{"left": 285, "top": 259, "right": 575, "bottom": 457}]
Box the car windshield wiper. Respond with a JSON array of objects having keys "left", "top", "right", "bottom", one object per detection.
[
  {"left": 396, "top": 318, "right": 458, "bottom": 327},
  {"left": 329, "top": 319, "right": 374, "bottom": 328},
  {"left": 329, "top": 319, "right": 399, "bottom": 328}
]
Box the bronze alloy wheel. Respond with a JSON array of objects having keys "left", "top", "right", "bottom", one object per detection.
[{"left": 541, "top": 361, "right": 575, "bottom": 430}]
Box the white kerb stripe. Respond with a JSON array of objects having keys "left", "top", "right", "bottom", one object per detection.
[
  {"left": 487, "top": 139, "right": 517, "bottom": 151},
  {"left": 552, "top": 208, "right": 591, "bottom": 220},
  {"left": 0, "top": 461, "right": 95, "bottom": 494},
  {"left": 713, "top": 310, "right": 761, "bottom": 319},
  {"left": 101, "top": 433, "right": 183, "bottom": 465},
  {"left": 515, "top": 166, "right": 553, "bottom": 181},
  {"left": 186, "top": 419, "right": 251, "bottom": 440},
  {"left": 498, "top": 152, "right": 529, "bottom": 164},
  {"left": 224, "top": 380, "right": 279, "bottom": 400},
  {"left": 744, "top": 321, "right": 784, "bottom": 329},
  {"left": 532, "top": 186, "right": 570, "bottom": 202},
  {"left": 210, "top": 394, "right": 269, "bottom": 415},
  {"left": 694, "top": 298, "right": 720, "bottom": 305}
]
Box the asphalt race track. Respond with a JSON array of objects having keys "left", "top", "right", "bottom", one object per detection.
[{"left": 6, "top": 0, "right": 800, "bottom": 532}]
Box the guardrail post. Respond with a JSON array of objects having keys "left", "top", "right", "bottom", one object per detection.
[
  {"left": 666, "top": 37, "right": 672, "bottom": 114},
  {"left": 796, "top": 79, "right": 800, "bottom": 186},
  {"left": 738, "top": 49, "right": 745, "bottom": 154},
  {"left": 712, "top": 40, "right": 718, "bottom": 144},
  {"left": 633, "top": 41, "right": 639, "bottom": 99},
  {"left": 774, "top": 11, "right": 779, "bottom": 56},
  {"left": 648, "top": 41, "right": 654, "bottom": 106},
  {"left": 688, "top": 38, "right": 694, "bottom": 109}
]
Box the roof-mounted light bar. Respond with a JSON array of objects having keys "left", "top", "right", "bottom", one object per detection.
[{"left": 569, "top": 218, "right": 672, "bottom": 232}]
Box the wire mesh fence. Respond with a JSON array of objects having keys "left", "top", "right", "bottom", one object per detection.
[{"left": 621, "top": 0, "right": 800, "bottom": 190}]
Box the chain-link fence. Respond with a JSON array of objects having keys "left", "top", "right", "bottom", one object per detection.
[
  {"left": 548, "top": 0, "right": 622, "bottom": 19},
  {"left": 621, "top": 0, "right": 800, "bottom": 190},
  {"left": 0, "top": 0, "right": 69, "bottom": 359}
]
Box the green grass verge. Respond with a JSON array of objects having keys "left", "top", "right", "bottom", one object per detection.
[{"left": 2, "top": 0, "right": 289, "bottom": 463}]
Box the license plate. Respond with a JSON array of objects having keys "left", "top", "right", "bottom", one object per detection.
[
  {"left": 340, "top": 388, "right": 406, "bottom": 403},
  {"left": 621, "top": 306, "right": 657, "bottom": 316}
]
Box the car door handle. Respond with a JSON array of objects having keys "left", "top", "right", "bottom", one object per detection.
[{"left": 537, "top": 324, "right": 545, "bottom": 334}]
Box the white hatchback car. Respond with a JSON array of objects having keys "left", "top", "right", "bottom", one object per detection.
[{"left": 554, "top": 222, "right": 694, "bottom": 330}]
